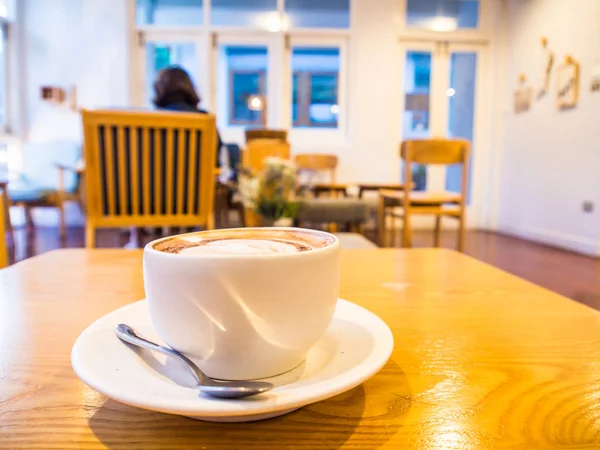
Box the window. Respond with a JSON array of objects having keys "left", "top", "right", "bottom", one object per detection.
[
  {"left": 224, "top": 46, "right": 268, "bottom": 125},
  {"left": 211, "top": 0, "right": 278, "bottom": 28},
  {"left": 291, "top": 48, "right": 340, "bottom": 128},
  {"left": 229, "top": 71, "right": 266, "bottom": 124},
  {"left": 136, "top": 0, "right": 204, "bottom": 26},
  {"left": 403, "top": 52, "right": 431, "bottom": 135},
  {"left": 284, "top": 0, "right": 350, "bottom": 29},
  {"left": 134, "top": 3, "right": 350, "bottom": 130},
  {"left": 406, "top": 0, "right": 479, "bottom": 30},
  {"left": 402, "top": 51, "right": 432, "bottom": 191}
]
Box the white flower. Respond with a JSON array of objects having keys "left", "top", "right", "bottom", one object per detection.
[{"left": 237, "top": 175, "right": 260, "bottom": 208}]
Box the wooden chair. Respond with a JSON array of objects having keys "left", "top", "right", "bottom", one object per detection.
[
  {"left": 295, "top": 154, "right": 338, "bottom": 185},
  {"left": 0, "top": 192, "right": 7, "bottom": 268},
  {"left": 293, "top": 154, "right": 368, "bottom": 233},
  {"left": 245, "top": 129, "right": 287, "bottom": 144},
  {"left": 55, "top": 163, "right": 85, "bottom": 237},
  {"left": 378, "top": 139, "right": 470, "bottom": 251},
  {"left": 6, "top": 142, "right": 82, "bottom": 237},
  {"left": 81, "top": 109, "right": 218, "bottom": 248},
  {"left": 243, "top": 139, "right": 291, "bottom": 173}
]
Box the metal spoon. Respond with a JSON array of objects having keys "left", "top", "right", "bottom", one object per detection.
[{"left": 115, "top": 324, "right": 273, "bottom": 399}]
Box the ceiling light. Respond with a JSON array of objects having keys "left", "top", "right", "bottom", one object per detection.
[{"left": 430, "top": 16, "right": 457, "bottom": 32}]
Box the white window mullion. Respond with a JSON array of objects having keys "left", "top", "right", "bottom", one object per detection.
[
  {"left": 266, "top": 33, "right": 284, "bottom": 129},
  {"left": 427, "top": 41, "right": 450, "bottom": 192},
  {"left": 204, "top": 0, "right": 211, "bottom": 27},
  {"left": 281, "top": 34, "right": 292, "bottom": 129}
]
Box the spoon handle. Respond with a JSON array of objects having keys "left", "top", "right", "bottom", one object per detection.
[{"left": 115, "top": 324, "right": 204, "bottom": 386}]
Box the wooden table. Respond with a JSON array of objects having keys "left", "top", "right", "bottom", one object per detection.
[{"left": 2, "top": 249, "right": 600, "bottom": 448}]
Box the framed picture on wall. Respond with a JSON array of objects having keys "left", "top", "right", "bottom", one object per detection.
[
  {"left": 591, "top": 59, "right": 600, "bottom": 92},
  {"left": 537, "top": 37, "right": 554, "bottom": 99},
  {"left": 514, "top": 74, "right": 532, "bottom": 114},
  {"left": 556, "top": 56, "right": 580, "bottom": 109}
]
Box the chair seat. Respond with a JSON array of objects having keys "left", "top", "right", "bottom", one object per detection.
[
  {"left": 380, "top": 189, "right": 462, "bottom": 206},
  {"left": 297, "top": 198, "right": 368, "bottom": 223},
  {"left": 7, "top": 180, "right": 55, "bottom": 204},
  {"left": 390, "top": 205, "right": 461, "bottom": 217}
]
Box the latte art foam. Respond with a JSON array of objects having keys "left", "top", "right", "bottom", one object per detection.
[
  {"left": 153, "top": 229, "right": 333, "bottom": 256},
  {"left": 180, "top": 238, "right": 312, "bottom": 256}
]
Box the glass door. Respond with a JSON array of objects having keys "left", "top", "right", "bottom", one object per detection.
[
  {"left": 400, "top": 41, "right": 485, "bottom": 206},
  {"left": 400, "top": 43, "right": 434, "bottom": 191},
  {"left": 133, "top": 31, "right": 208, "bottom": 109}
]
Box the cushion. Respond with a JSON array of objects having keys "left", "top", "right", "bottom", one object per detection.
[
  {"left": 8, "top": 183, "right": 53, "bottom": 203},
  {"left": 296, "top": 198, "right": 368, "bottom": 223}
]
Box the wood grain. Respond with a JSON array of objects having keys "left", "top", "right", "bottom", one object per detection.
[{"left": 2, "top": 249, "right": 600, "bottom": 448}]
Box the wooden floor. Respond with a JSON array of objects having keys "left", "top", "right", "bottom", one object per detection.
[{"left": 5, "top": 225, "right": 599, "bottom": 310}]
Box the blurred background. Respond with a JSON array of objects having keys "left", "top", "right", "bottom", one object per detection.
[{"left": 0, "top": 0, "right": 597, "bottom": 305}]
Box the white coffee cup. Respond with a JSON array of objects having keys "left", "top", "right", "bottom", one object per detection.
[{"left": 143, "top": 227, "right": 340, "bottom": 380}]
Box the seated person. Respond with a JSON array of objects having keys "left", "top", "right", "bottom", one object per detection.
[{"left": 153, "top": 65, "right": 223, "bottom": 164}]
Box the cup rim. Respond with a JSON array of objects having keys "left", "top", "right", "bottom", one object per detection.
[{"left": 144, "top": 227, "right": 340, "bottom": 259}]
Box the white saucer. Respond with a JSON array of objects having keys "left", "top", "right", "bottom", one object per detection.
[{"left": 71, "top": 298, "right": 393, "bottom": 422}]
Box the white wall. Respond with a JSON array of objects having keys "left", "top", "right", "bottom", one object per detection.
[
  {"left": 342, "top": 0, "right": 402, "bottom": 183},
  {"left": 20, "top": 0, "right": 129, "bottom": 143},
  {"left": 496, "top": 0, "right": 600, "bottom": 256}
]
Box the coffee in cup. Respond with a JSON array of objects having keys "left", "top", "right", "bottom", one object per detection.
[
  {"left": 144, "top": 228, "right": 340, "bottom": 380},
  {"left": 153, "top": 229, "right": 329, "bottom": 255}
]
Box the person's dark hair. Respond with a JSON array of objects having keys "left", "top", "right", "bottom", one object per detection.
[{"left": 153, "top": 66, "right": 200, "bottom": 108}]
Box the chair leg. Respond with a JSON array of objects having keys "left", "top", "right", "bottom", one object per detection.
[
  {"left": 357, "top": 223, "right": 365, "bottom": 235},
  {"left": 402, "top": 213, "right": 412, "bottom": 248},
  {"left": 58, "top": 201, "right": 67, "bottom": 238},
  {"left": 24, "top": 205, "right": 35, "bottom": 230},
  {"left": 85, "top": 224, "right": 96, "bottom": 248},
  {"left": 434, "top": 214, "right": 442, "bottom": 248},
  {"left": 206, "top": 214, "right": 215, "bottom": 231},
  {"left": 458, "top": 214, "right": 466, "bottom": 252},
  {"left": 377, "top": 197, "right": 386, "bottom": 247},
  {"left": 1, "top": 189, "right": 13, "bottom": 247}
]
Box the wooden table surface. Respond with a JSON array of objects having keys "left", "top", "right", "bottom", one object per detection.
[{"left": 2, "top": 249, "right": 600, "bottom": 449}]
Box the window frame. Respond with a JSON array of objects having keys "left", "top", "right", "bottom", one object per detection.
[
  {"left": 227, "top": 69, "right": 267, "bottom": 126},
  {"left": 0, "top": 18, "right": 11, "bottom": 134},
  {"left": 397, "top": 0, "right": 492, "bottom": 44},
  {"left": 129, "top": 1, "right": 351, "bottom": 142},
  {"left": 292, "top": 70, "right": 339, "bottom": 128},
  {"left": 285, "top": 36, "right": 348, "bottom": 139}
]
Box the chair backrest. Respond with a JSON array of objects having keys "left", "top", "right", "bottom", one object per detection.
[
  {"left": 294, "top": 154, "right": 338, "bottom": 183},
  {"left": 401, "top": 139, "right": 468, "bottom": 165},
  {"left": 243, "top": 139, "right": 291, "bottom": 172},
  {"left": 245, "top": 129, "right": 288, "bottom": 144},
  {"left": 0, "top": 194, "right": 7, "bottom": 269},
  {"left": 82, "top": 109, "right": 218, "bottom": 228},
  {"left": 400, "top": 138, "right": 470, "bottom": 200}
]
